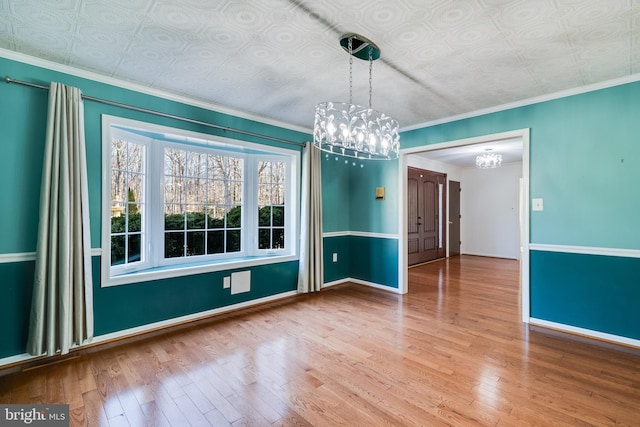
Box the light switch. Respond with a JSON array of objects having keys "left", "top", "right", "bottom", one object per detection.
[
  {"left": 532, "top": 198, "right": 544, "bottom": 211},
  {"left": 332, "top": 253, "right": 338, "bottom": 262},
  {"left": 223, "top": 276, "right": 230, "bottom": 289}
]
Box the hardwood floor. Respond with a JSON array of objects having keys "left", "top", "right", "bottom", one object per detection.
[{"left": 2, "top": 255, "right": 639, "bottom": 426}]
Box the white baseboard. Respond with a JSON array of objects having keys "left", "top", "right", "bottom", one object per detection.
[
  {"left": 322, "top": 277, "right": 402, "bottom": 294},
  {"left": 322, "top": 231, "right": 399, "bottom": 239},
  {"left": 0, "top": 353, "right": 36, "bottom": 368},
  {"left": 321, "top": 278, "right": 348, "bottom": 288},
  {"left": 461, "top": 251, "right": 519, "bottom": 260},
  {"left": 0, "top": 290, "right": 298, "bottom": 369},
  {"left": 529, "top": 318, "right": 640, "bottom": 349},
  {"left": 92, "top": 291, "right": 298, "bottom": 344}
]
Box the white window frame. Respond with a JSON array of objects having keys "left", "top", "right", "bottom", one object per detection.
[
  {"left": 107, "top": 128, "right": 153, "bottom": 277},
  {"left": 251, "top": 155, "right": 292, "bottom": 256},
  {"left": 154, "top": 142, "right": 248, "bottom": 266},
  {"left": 101, "top": 115, "right": 300, "bottom": 287}
]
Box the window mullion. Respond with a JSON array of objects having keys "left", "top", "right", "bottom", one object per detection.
[
  {"left": 284, "top": 160, "right": 292, "bottom": 252},
  {"left": 245, "top": 155, "right": 257, "bottom": 256},
  {"left": 148, "top": 141, "right": 164, "bottom": 267}
]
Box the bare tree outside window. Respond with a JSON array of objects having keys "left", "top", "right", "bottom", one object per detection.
[
  {"left": 258, "top": 161, "right": 286, "bottom": 250},
  {"left": 163, "top": 148, "right": 243, "bottom": 258},
  {"left": 110, "top": 139, "right": 145, "bottom": 266}
]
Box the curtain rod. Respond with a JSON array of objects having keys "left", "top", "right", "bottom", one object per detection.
[{"left": 4, "top": 76, "right": 306, "bottom": 147}]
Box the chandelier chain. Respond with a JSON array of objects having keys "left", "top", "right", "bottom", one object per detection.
[
  {"left": 348, "top": 37, "right": 353, "bottom": 105},
  {"left": 368, "top": 46, "right": 373, "bottom": 109}
]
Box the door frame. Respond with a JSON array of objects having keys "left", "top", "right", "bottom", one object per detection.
[
  {"left": 397, "top": 129, "right": 531, "bottom": 323},
  {"left": 448, "top": 179, "right": 461, "bottom": 257}
]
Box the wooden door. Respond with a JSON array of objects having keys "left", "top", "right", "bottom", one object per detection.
[
  {"left": 449, "top": 180, "right": 461, "bottom": 257},
  {"left": 408, "top": 168, "right": 446, "bottom": 266}
]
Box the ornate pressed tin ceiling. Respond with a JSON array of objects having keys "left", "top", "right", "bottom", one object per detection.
[{"left": 0, "top": 0, "right": 638, "bottom": 130}]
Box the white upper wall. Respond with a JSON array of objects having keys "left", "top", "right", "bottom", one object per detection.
[{"left": 460, "top": 162, "right": 522, "bottom": 260}]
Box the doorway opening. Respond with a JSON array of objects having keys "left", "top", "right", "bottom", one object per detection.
[{"left": 397, "top": 129, "right": 530, "bottom": 323}]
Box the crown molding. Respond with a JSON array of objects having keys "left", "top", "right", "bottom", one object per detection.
[{"left": 401, "top": 73, "right": 640, "bottom": 132}]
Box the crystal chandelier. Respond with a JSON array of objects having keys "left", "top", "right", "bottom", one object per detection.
[
  {"left": 476, "top": 151, "right": 502, "bottom": 169},
  {"left": 314, "top": 33, "right": 400, "bottom": 160}
]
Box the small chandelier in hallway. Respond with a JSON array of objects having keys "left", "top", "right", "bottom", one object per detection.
[{"left": 476, "top": 149, "right": 502, "bottom": 169}]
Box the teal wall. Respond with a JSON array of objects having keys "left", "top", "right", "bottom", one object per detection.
[
  {"left": 321, "top": 156, "right": 351, "bottom": 233},
  {"left": 0, "top": 261, "right": 35, "bottom": 357},
  {"left": 323, "top": 235, "right": 350, "bottom": 283},
  {"left": 321, "top": 155, "right": 399, "bottom": 288},
  {"left": 92, "top": 258, "right": 299, "bottom": 336},
  {"left": 349, "top": 160, "right": 399, "bottom": 235},
  {"left": 0, "top": 56, "right": 309, "bottom": 359},
  {"left": 322, "top": 234, "right": 398, "bottom": 288},
  {"left": 321, "top": 156, "right": 399, "bottom": 235},
  {"left": 530, "top": 251, "right": 640, "bottom": 340},
  {"left": 349, "top": 236, "right": 398, "bottom": 287}
]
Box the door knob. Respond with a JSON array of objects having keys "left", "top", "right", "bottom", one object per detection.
[{"left": 448, "top": 221, "right": 453, "bottom": 224}]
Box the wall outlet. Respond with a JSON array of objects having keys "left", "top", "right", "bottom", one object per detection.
[
  {"left": 332, "top": 253, "right": 338, "bottom": 262},
  {"left": 223, "top": 276, "right": 230, "bottom": 289}
]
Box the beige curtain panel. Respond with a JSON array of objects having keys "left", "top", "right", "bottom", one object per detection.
[
  {"left": 298, "top": 142, "right": 324, "bottom": 293},
  {"left": 27, "top": 82, "right": 94, "bottom": 356}
]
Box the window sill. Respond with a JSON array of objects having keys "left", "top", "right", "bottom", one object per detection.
[{"left": 103, "top": 254, "right": 298, "bottom": 287}]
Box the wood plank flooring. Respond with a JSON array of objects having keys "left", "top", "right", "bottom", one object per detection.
[{"left": 2, "top": 255, "right": 639, "bottom": 426}]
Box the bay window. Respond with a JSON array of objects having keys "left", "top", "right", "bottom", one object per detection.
[{"left": 101, "top": 116, "right": 299, "bottom": 287}]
